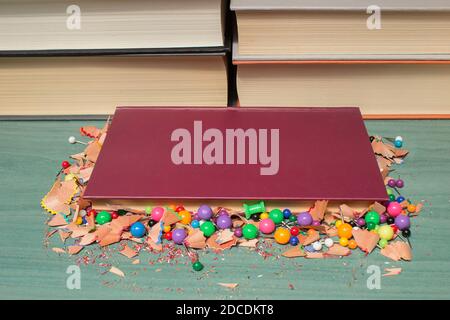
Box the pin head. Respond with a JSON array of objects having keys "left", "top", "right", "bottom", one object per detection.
[
  {"left": 379, "top": 238, "right": 388, "bottom": 248},
  {"left": 378, "top": 225, "right": 394, "bottom": 240},
  {"left": 387, "top": 179, "right": 396, "bottom": 188},
  {"left": 192, "top": 261, "right": 204, "bottom": 271},
  {"left": 402, "top": 229, "right": 411, "bottom": 238},
  {"left": 95, "top": 211, "right": 112, "bottom": 225},
  {"left": 407, "top": 204, "right": 416, "bottom": 213},
  {"left": 242, "top": 224, "right": 259, "bottom": 240},
  {"left": 130, "top": 222, "right": 146, "bottom": 238},
  {"left": 191, "top": 220, "right": 200, "bottom": 228},
  {"left": 200, "top": 221, "right": 215, "bottom": 237},
  {"left": 366, "top": 221, "right": 376, "bottom": 231},
  {"left": 179, "top": 210, "right": 192, "bottom": 225},
  {"left": 233, "top": 227, "right": 243, "bottom": 238},
  {"left": 151, "top": 207, "right": 165, "bottom": 222},
  {"left": 337, "top": 223, "right": 353, "bottom": 239},
  {"left": 75, "top": 216, "right": 83, "bottom": 225},
  {"left": 394, "top": 140, "right": 403, "bottom": 148},
  {"left": 216, "top": 214, "right": 232, "bottom": 229},
  {"left": 297, "top": 212, "right": 313, "bottom": 226},
  {"left": 324, "top": 238, "right": 334, "bottom": 248},
  {"left": 172, "top": 228, "right": 187, "bottom": 244},
  {"left": 289, "top": 236, "right": 299, "bottom": 246},
  {"left": 282, "top": 209, "right": 292, "bottom": 219},
  {"left": 87, "top": 209, "right": 97, "bottom": 217},
  {"left": 348, "top": 239, "right": 358, "bottom": 250},
  {"left": 312, "top": 220, "right": 321, "bottom": 226},
  {"left": 396, "top": 179, "right": 404, "bottom": 188},
  {"left": 164, "top": 231, "right": 172, "bottom": 241},
  {"left": 61, "top": 160, "right": 70, "bottom": 169},
  {"left": 312, "top": 241, "right": 322, "bottom": 251},
  {"left": 395, "top": 215, "right": 410, "bottom": 230},
  {"left": 356, "top": 217, "right": 366, "bottom": 227},
  {"left": 364, "top": 211, "right": 380, "bottom": 226},
  {"left": 259, "top": 218, "right": 275, "bottom": 234},
  {"left": 339, "top": 237, "right": 349, "bottom": 246},
  {"left": 290, "top": 226, "right": 300, "bottom": 236},
  {"left": 68, "top": 136, "right": 76, "bottom": 144},
  {"left": 274, "top": 227, "right": 290, "bottom": 244},
  {"left": 387, "top": 202, "right": 402, "bottom": 217},
  {"left": 260, "top": 212, "right": 269, "bottom": 220},
  {"left": 197, "top": 205, "right": 213, "bottom": 220},
  {"left": 269, "top": 209, "right": 284, "bottom": 224}
]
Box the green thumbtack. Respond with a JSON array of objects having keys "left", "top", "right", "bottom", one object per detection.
[
  {"left": 95, "top": 211, "right": 112, "bottom": 225},
  {"left": 243, "top": 201, "right": 266, "bottom": 219},
  {"left": 117, "top": 209, "right": 127, "bottom": 216},
  {"left": 242, "top": 224, "right": 259, "bottom": 240},
  {"left": 192, "top": 261, "right": 204, "bottom": 271},
  {"left": 269, "top": 209, "right": 283, "bottom": 224}
]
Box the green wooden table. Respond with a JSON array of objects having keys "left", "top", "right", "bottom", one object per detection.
[{"left": 0, "top": 120, "right": 449, "bottom": 299}]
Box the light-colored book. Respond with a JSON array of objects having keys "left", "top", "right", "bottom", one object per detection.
[
  {"left": 237, "top": 62, "right": 450, "bottom": 116},
  {"left": 231, "top": 0, "right": 450, "bottom": 60},
  {"left": 0, "top": 55, "right": 228, "bottom": 116},
  {"left": 0, "top": 0, "right": 225, "bottom": 53}
]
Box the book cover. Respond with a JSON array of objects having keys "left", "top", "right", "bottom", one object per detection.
[{"left": 84, "top": 107, "right": 387, "bottom": 202}]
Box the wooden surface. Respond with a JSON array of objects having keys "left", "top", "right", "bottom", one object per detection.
[{"left": 0, "top": 120, "right": 449, "bottom": 299}]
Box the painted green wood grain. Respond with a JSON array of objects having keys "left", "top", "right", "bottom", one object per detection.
[{"left": 0, "top": 120, "right": 449, "bottom": 300}]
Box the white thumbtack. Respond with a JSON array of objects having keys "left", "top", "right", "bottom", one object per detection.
[
  {"left": 323, "top": 238, "right": 334, "bottom": 248},
  {"left": 68, "top": 136, "right": 87, "bottom": 145}
]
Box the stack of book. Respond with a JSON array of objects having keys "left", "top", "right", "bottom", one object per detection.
[
  {"left": 231, "top": 0, "right": 450, "bottom": 117},
  {"left": 0, "top": 0, "right": 228, "bottom": 116}
]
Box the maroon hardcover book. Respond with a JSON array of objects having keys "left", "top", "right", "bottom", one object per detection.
[{"left": 84, "top": 107, "right": 387, "bottom": 203}]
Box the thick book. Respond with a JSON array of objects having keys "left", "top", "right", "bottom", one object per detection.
[
  {"left": 236, "top": 62, "right": 450, "bottom": 117},
  {"left": 231, "top": 0, "right": 450, "bottom": 60},
  {"left": 0, "top": 0, "right": 226, "bottom": 55},
  {"left": 0, "top": 55, "right": 228, "bottom": 117},
  {"left": 84, "top": 107, "right": 387, "bottom": 212}
]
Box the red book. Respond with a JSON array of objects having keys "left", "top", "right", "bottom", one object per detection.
[{"left": 84, "top": 107, "right": 387, "bottom": 211}]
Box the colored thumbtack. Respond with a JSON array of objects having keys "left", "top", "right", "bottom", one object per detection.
[
  {"left": 61, "top": 160, "right": 71, "bottom": 169},
  {"left": 68, "top": 136, "right": 87, "bottom": 145},
  {"left": 312, "top": 241, "right": 322, "bottom": 251},
  {"left": 397, "top": 230, "right": 412, "bottom": 249},
  {"left": 243, "top": 201, "right": 266, "bottom": 219},
  {"left": 183, "top": 243, "right": 203, "bottom": 271},
  {"left": 384, "top": 135, "right": 403, "bottom": 144},
  {"left": 387, "top": 178, "right": 404, "bottom": 196},
  {"left": 280, "top": 221, "right": 299, "bottom": 238},
  {"left": 323, "top": 238, "right": 334, "bottom": 248}
]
